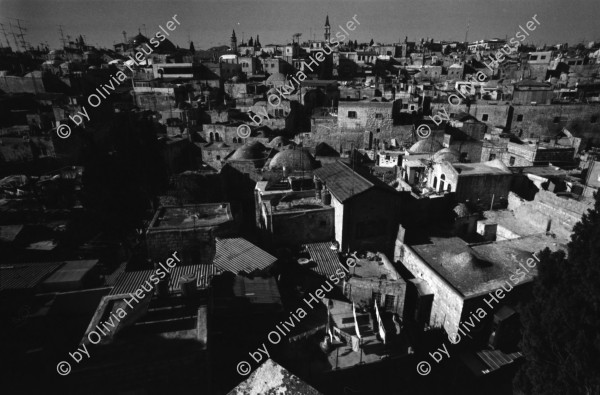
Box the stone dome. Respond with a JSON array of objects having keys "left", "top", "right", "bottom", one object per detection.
[
  {"left": 268, "top": 148, "right": 316, "bottom": 171},
  {"left": 453, "top": 203, "right": 471, "bottom": 218},
  {"left": 266, "top": 72, "right": 286, "bottom": 87},
  {"left": 408, "top": 139, "right": 443, "bottom": 154},
  {"left": 432, "top": 148, "right": 460, "bottom": 163},
  {"left": 267, "top": 136, "right": 295, "bottom": 149},
  {"left": 229, "top": 141, "right": 267, "bottom": 161}
]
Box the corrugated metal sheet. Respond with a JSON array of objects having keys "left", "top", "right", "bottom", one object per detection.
[
  {"left": 477, "top": 349, "right": 523, "bottom": 373},
  {"left": 109, "top": 269, "right": 153, "bottom": 295},
  {"left": 109, "top": 264, "right": 217, "bottom": 295},
  {"left": 104, "top": 262, "right": 127, "bottom": 286},
  {"left": 214, "top": 237, "right": 277, "bottom": 274},
  {"left": 303, "top": 242, "right": 344, "bottom": 277},
  {"left": 0, "top": 262, "right": 64, "bottom": 291}
]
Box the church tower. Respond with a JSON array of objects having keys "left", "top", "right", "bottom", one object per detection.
[
  {"left": 324, "top": 15, "right": 331, "bottom": 42},
  {"left": 231, "top": 29, "right": 237, "bottom": 53}
]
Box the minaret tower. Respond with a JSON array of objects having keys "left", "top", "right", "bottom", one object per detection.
[
  {"left": 231, "top": 29, "right": 237, "bottom": 53},
  {"left": 324, "top": 15, "right": 331, "bottom": 42}
]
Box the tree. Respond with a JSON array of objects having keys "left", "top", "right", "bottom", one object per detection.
[
  {"left": 248, "top": 36, "right": 253, "bottom": 47},
  {"left": 515, "top": 192, "right": 600, "bottom": 395},
  {"left": 189, "top": 41, "right": 195, "bottom": 53},
  {"left": 369, "top": 38, "right": 374, "bottom": 47}
]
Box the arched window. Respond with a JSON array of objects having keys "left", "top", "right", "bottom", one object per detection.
[
  {"left": 215, "top": 133, "right": 221, "bottom": 142},
  {"left": 433, "top": 176, "right": 437, "bottom": 189},
  {"left": 209, "top": 132, "right": 214, "bottom": 142},
  {"left": 447, "top": 184, "right": 452, "bottom": 192},
  {"left": 440, "top": 174, "right": 446, "bottom": 180}
]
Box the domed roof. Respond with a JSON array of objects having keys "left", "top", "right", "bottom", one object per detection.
[
  {"left": 229, "top": 141, "right": 267, "bottom": 161},
  {"left": 129, "top": 33, "right": 150, "bottom": 46},
  {"left": 266, "top": 72, "right": 286, "bottom": 86},
  {"left": 453, "top": 203, "right": 471, "bottom": 218},
  {"left": 433, "top": 147, "right": 460, "bottom": 163},
  {"left": 268, "top": 148, "right": 316, "bottom": 171},
  {"left": 267, "top": 136, "right": 295, "bottom": 149},
  {"left": 408, "top": 139, "right": 443, "bottom": 154}
]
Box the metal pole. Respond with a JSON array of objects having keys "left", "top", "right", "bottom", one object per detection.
[
  {"left": 359, "top": 338, "right": 363, "bottom": 364},
  {"left": 490, "top": 193, "right": 495, "bottom": 211}
]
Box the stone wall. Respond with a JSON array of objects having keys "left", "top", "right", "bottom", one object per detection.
[
  {"left": 146, "top": 226, "right": 215, "bottom": 266},
  {"left": 398, "top": 243, "right": 465, "bottom": 336},
  {"left": 338, "top": 101, "right": 394, "bottom": 132}
]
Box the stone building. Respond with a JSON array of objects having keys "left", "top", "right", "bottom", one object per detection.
[
  {"left": 427, "top": 159, "right": 513, "bottom": 207},
  {"left": 502, "top": 140, "right": 576, "bottom": 167},
  {"left": 146, "top": 204, "right": 234, "bottom": 266},
  {"left": 254, "top": 179, "right": 334, "bottom": 246},
  {"left": 395, "top": 233, "right": 560, "bottom": 338},
  {"left": 337, "top": 100, "right": 395, "bottom": 133},
  {"left": 314, "top": 160, "right": 401, "bottom": 256},
  {"left": 344, "top": 252, "right": 406, "bottom": 317}
]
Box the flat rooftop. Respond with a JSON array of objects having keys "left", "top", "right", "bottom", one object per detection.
[
  {"left": 270, "top": 196, "right": 329, "bottom": 213},
  {"left": 149, "top": 204, "right": 232, "bottom": 229},
  {"left": 350, "top": 253, "right": 400, "bottom": 281},
  {"left": 453, "top": 160, "right": 511, "bottom": 176},
  {"left": 411, "top": 234, "right": 562, "bottom": 298}
]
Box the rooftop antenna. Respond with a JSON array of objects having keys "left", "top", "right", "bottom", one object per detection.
[
  {"left": 0, "top": 23, "right": 11, "bottom": 49},
  {"left": 8, "top": 21, "right": 19, "bottom": 50},
  {"left": 122, "top": 30, "right": 127, "bottom": 44},
  {"left": 464, "top": 19, "right": 470, "bottom": 44},
  {"left": 293, "top": 33, "right": 302, "bottom": 45},
  {"left": 9, "top": 18, "right": 29, "bottom": 50}
]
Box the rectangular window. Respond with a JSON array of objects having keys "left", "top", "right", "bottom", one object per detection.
[
  {"left": 482, "top": 114, "right": 489, "bottom": 121},
  {"left": 384, "top": 294, "right": 395, "bottom": 312},
  {"left": 375, "top": 113, "right": 383, "bottom": 119},
  {"left": 530, "top": 55, "right": 538, "bottom": 61},
  {"left": 348, "top": 111, "right": 357, "bottom": 119},
  {"left": 553, "top": 117, "right": 561, "bottom": 123},
  {"left": 591, "top": 116, "right": 598, "bottom": 124},
  {"left": 372, "top": 291, "right": 382, "bottom": 307},
  {"left": 516, "top": 114, "right": 523, "bottom": 122},
  {"left": 509, "top": 156, "right": 516, "bottom": 166}
]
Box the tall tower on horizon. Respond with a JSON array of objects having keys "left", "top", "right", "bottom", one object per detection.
[
  {"left": 230, "top": 29, "right": 237, "bottom": 53},
  {"left": 324, "top": 15, "right": 331, "bottom": 42}
]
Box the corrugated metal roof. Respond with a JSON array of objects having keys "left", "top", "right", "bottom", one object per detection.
[
  {"left": 104, "top": 262, "right": 127, "bottom": 286},
  {"left": 0, "top": 262, "right": 64, "bottom": 291},
  {"left": 303, "top": 242, "right": 344, "bottom": 277},
  {"left": 109, "top": 269, "right": 153, "bottom": 295},
  {"left": 109, "top": 264, "right": 217, "bottom": 295},
  {"left": 214, "top": 237, "right": 277, "bottom": 274},
  {"left": 477, "top": 349, "right": 523, "bottom": 373}
]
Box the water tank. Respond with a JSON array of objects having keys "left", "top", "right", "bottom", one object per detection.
[
  {"left": 154, "top": 261, "right": 170, "bottom": 298},
  {"left": 314, "top": 176, "right": 323, "bottom": 191},
  {"left": 180, "top": 273, "right": 197, "bottom": 298},
  {"left": 157, "top": 273, "right": 170, "bottom": 298},
  {"left": 322, "top": 190, "right": 332, "bottom": 205}
]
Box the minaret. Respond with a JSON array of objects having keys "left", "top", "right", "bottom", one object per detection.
[
  {"left": 231, "top": 29, "right": 237, "bottom": 53},
  {"left": 324, "top": 15, "right": 331, "bottom": 42}
]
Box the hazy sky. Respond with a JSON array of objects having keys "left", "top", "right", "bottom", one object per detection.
[{"left": 0, "top": 0, "right": 598, "bottom": 51}]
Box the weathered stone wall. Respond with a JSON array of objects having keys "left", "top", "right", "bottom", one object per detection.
[{"left": 399, "top": 243, "right": 465, "bottom": 335}]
